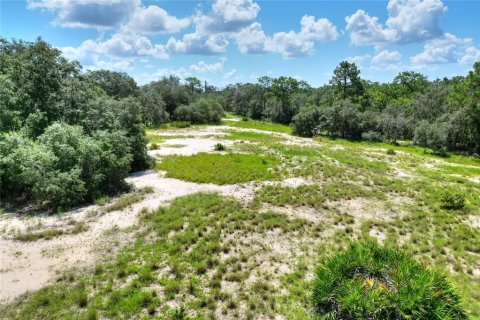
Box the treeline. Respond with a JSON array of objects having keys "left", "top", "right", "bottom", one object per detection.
[{"left": 221, "top": 62, "right": 480, "bottom": 155}]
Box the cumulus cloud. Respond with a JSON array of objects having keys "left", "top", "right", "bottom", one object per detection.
[
  {"left": 28, "top": 0, "right": 190, "bottom": 35},
  {"left": 411, "top": 33, "right": 477, "bottom": 65},
  {"left": 61, "top": 32, "right": 168, "bottom": 71},
  {"left": 235, "top": 15, "right": 337, "bottom": 58},
  {"left": 372, "top": 49, "right": 401, "bottom": 64},
  {"left": 345, "top": 54, "right": 371, "bottom": 68},
  {"left": 127, "top": 5, "right": 190, "bottom": 34},
  {"left": 27, "top": 0, "right": 139, "bottom": 29},
  {"left": 167, "top": 33, "right": 229, "bottom": 55},
  {"left": 346, "top": 0, "right": 447, "bottom": 45},
  {"left": 190, "top": 57, "right": 227, "bottom": 73}
]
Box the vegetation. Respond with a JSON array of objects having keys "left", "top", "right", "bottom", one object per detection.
[
  {"left": 0, "top": 38, "right": 152, "bottom": 210},
  {"left": 312, "top": 242, "right": 467, "bottom": 319},
  {"left": 156, "top": 153, "right": 279, "bottom": 184}
]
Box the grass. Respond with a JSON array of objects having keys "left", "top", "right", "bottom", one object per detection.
[
  {"left": 103, "top": 194, "right": 145, "bottom": 213},
  {"left": 3, "top": 119, "right": 480, "bottom": 318},
  {"left": 224, "top": 118, "right": 292, "bottom": 134},
  {"left": 156, "top": 153, "right": 280, "bottom": 184},
  {"left": 14, "top": 222, "right": 89, "bottom": 242}
]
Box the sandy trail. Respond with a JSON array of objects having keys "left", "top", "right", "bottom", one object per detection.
[{"left": 0, "top": 170, "right": 256, "bottom": 303}]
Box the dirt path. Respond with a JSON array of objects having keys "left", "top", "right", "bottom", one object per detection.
[{"left": 0, "top": 169, "right": 261, "bottom": 303}]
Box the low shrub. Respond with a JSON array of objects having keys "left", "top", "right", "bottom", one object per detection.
[
  {"left": 214, "top": 143, "right": 226, "bottom": 151},
  {"left": 362, "top": 131, "right": 383, "bottom": 142},
  {"left": 312, "top": 242, "right": 467, "bottom": 319},
  {"left": 441, "top": 191, "right": 465, "bottom": 210},
  {"left": 386, "top": 148, "right": 396, "bottom": 155},
  {"left": 149, "top": 142, "right": 159, "bottom": 150},
  {"left": 241, "top": 117, "right": 249, "bottom": 121}
]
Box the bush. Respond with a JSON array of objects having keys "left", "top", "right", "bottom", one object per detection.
[
  {"left": 441, "top": 191, "right": 465, "bottom": 210},
  {"left": 312, "top": 242, "right": 466, "bottom": 320},
  {"left": 149, "top": 142, "right": 159, "bottom": 150},
  {"left": 241, "top": 117, "right": 249, "bottom": 121},
  {"left": 386, "top": 148, "right": 396, "bottom": 155},
  {"left": 214, "top": 143, "right": 226, "bottom": 151},
  {"left": 174, "top": 98, "right": 224, "bottom": 124},
  {"left": 291, "top": 106, "right": 321, "bottom": 137},
  {"left": 362, "top": 131, "right": 383, "bottom": 142}
]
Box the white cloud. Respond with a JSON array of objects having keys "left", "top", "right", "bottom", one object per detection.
[
  {"left": 212, "top": 0, "right": 260, "bottom": 24},
  {"left": 167, "top": 32, "right": 229, "bottom": 55},
  {"left": 27, "top": 0, "right": 139, "bottom": 29},
  {"left": 299, "top": 15, "right": 338, "bottom": 42},
  {"left": 127, "top": 5, "right": 190, "bottom": 34},
  {"left": 346, "top": 0, "right": 447, "bottom": 45},
  {"left": 235, "top": 15, "right": 337, "bottom": 58},
  {"left": 190, "top": 57, "right": 227, "bottom": 73},
  {"left": 235, "top": 22, "right": 269, "bottom": 54},
  {"left": 224, "top": 69, "right": 237, "bottom": 79},
  {"left": 411, "top": 33, "right": 473, "bottom": 64},
  {"left": 61, "top": 33, "right": 168, "bottom": 71},
  {"left": 459, "top": 46, "right": 480, "bottom": 65},
  {"left": 372, "top": 49, "right": 401, "bottom": 64}
]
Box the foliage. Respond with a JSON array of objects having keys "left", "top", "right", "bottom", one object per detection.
[
  {"left": 312, "top": 242, "right": 467, "bottom": 320},
  {"left": 441, "top": 191, "right": 465, "bottom": 210},
  {"left": 174, "top": 98, "right": 224, "bottom": 124},
  {"left": 213, "top": 143, "right": 226, "bottom": 151},
  {"left": 291, "top": 105, "right": 320, "bottom": 137}
]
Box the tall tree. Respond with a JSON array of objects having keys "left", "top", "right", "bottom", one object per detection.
[{"left": 330, "top": 61, "right": 364, "bottom": 101}]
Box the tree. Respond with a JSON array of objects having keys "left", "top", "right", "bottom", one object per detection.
[
  {"left": 87, "top": 70, "right": 138, "bottom": 99},
  {"left": 266, "top": 76, "right": 301, "bottom": 124},
  {"left": 291, "top": 105, "right": 320, "bottom": 137},
  {"left": 330, "top": 61, "right": 364, "bottom": 101},
  {"left": 379, "top": 103, "right": 411, "bottom": 143},
  {"left": 184, "top": 76, "right": 202, "bottom": 95},
  {"left": 393, "top": 71, "right": 428, "bottom": 96}
]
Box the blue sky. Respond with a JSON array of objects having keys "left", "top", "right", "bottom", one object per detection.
[{"left": 1, "top": 0, "right": 479, "bottom": 87}]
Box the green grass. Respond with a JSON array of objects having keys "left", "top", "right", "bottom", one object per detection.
[
  {"left": 103, "top": 194, "right": 145, "bottom": 213},
  {"left": 224, "top": 119, "right": 292, "bottom": 134},
  {"left": 14, "top": 222, "right": 89, "bottom": 242},
  {"left": 156, "top": 153, "right": 280, "bottom": 184}
]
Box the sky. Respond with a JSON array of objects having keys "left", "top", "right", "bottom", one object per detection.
[{"left": 1, "top": 0, "right": 479, "bottom": 87}]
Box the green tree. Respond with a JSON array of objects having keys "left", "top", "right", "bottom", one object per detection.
[{"left": 330, "top": 61, "right": 364, "bottom": 101}]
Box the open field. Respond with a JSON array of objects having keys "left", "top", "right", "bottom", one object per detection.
[{"left": 1, "top": 118, "right": 479, "bottom": 319}]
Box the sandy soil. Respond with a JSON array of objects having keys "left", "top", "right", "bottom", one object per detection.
[{"left": 0, "top": 170, "right": 256, "bottom": 303}]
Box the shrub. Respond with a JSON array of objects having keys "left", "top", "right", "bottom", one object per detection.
[
  {"left": 386, "top": 148, "right": 396, "bottom": 155},
  {"left": 312, "top": 242, "right": 467, "bottom": 320},
  {"left": 291, "top": 106, "right": 320, "bottom": 137},
  {"left": 441, "top": 191, "right": 465, "bottom": 210},
  {"left": 174, "top": 98, "right": 224, "bottom": 124},
  {"left": 149, "top": 142, "right": 159, "bottom": 150},
  {"left": 242, "top": 117, "right": 249, "bottom": 121},
  {"left": 214, "top": 143, "right": 226, "bottom": 151},
  {"left": 362, "top": 131, "right": 383, "bottom": 142}
]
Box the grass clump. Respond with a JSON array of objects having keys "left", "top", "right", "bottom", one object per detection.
[
  {"left": 157, "top": 153, "right": 279, "bottom": 184},
  {"left": 149, "top": 142, "right": 159, "bottom": 150},
  {"left": 171, "top": 121, "right": 191, "bottom": 128},
  {"left": 103, "top": 194, "right": 145, "bottom": 212},
  {"left": 441, "top": 191, "right": 465, "bottom": 210},
  {"left": 214, "top": 143, "right": 226, "bottom": 151},
  {"left": 312, "top": 242, "right": 467, "bottom": 320}
]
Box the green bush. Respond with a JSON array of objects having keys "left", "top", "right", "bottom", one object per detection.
[
  {"left": 214, "top": 143, "right": 226, "bottom": 151},
  {"left": 441, "top": 191, "right": 465, "bottom": 210},
  {"left": 291, "top": 106, "right": 320, "bottom": 137},
  {"left": 386, "top": 148, "right": 396, "bottom": 155},
  {"left": 174, "top": 98, "right": 224, "bottom": 124},
  {"left": 149, "top": 142, "right": 159, "bottom": 150},
  {"left": 312, "top": 242, "right": 466, "bottom": 320},
  {"left": 362, "top": 131, "right": 383, "bottom": 142}
]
